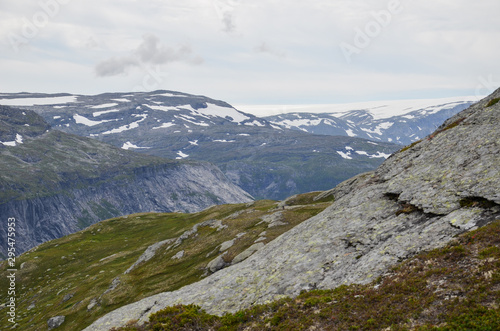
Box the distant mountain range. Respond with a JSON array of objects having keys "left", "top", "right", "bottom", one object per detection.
[
  {"left": 0, "top": 91, "right": 400, "bottom": 200},
  {"left": 0, "top": 105, "right": 252, "bottom": 256},
  {"left": 248, "top": 97, "right": 476, "bottom": 145}
]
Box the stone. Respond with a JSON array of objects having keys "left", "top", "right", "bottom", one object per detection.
[
  {"left": 171, "top": 250, "right": 185, "bottom": 260},
  {"left": 206, "top": 254, "right": 228, "bottom": 273},
  {"left": 47, "top": 316, "right": 65, "bottom": 329},
  {"left": 219, "top": 240, "right": 235, "bottom": 252},
  {"left": 124, "top": 239, "right": 175, "bottom": 274},
  {"left": 62, "top": 293, "right": 74, "bottom": 303},
  {"left": 87, "top": 298, "right": 99, "bottom": 311}
]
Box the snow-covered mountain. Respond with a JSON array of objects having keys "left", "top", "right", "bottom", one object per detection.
[
  {"left": 0, "top": 91, "right": 399, "bottom": 200},
  {"left": 239, "top": 97, "right": 477, "bottom": 145}
]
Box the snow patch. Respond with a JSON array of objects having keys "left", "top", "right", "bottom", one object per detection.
[
  {"left": 91, "top": 103, "right": 118, "bottom": 109},
  {"left": 345, "top": 129, "right": 356, "bottom": 137},
  {"left": 74, "top": 114, "right": 113, "bottom": 127},
  {"left": 146, "top": 105, "right": 180, "bottom": 112},
  {"left": 192, "top": 104, "right": 250, "bottom": 124},
  {"left": 355, "top": 150, "right": 390, "bottom": 159},
  {"left": 152, "top": 122, "right": 176, "bottom": 130},
  {"left": 336, "top": 151, "right": 352, "bottom": 160},
  {"left": 93, "top": 109, "right": 120, "bottom": 117},
  {"left": 0, "top": 134, "right": 23, "bottom": 146},
  {"left": 175, "top": 115, "right": 210, "bottom": 127},
  {"left": 15, "top": 134, "right": 23, "bottom": 144},
  {"left": 244, "top": 120, "right": 265, "bottom": 127},
  {"left": 122, "top": 141, "right": 151, "bottom": 150},
  {"left": 101, "top": 114, "right": 147, "bottom": 135},
  {"left": 0, "top": 96, "right": 77, "bottom": 106},
  {"left": 176, "top": 151, "right": 189, "bottom": 159},
  {"left": 153, "top": 92, "right": 188, "bottom": 98}
]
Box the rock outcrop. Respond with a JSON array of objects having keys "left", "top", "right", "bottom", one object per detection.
[{"left": 84, "top": 91, "right": 500, "bottom": 330}]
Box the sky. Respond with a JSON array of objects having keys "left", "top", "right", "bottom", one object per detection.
[{"left": 1, "top": 0, "right": 499, "bottom": 106}]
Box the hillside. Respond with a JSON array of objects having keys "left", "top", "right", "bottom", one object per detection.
[
  {"left": 0, "top": 91, "right": 400, "bottom": 200},
  {"left": 115, "top": 218, "right": 500, "bottom": 330},
  {"left": 0, "top": 192, "right": 334, "bottom": 330},
  {"left": 0, "top": 105, "right": 252, "bottom": 256},
  {"left": 84, "top": 90, "right": 500, "bottom": 330}
]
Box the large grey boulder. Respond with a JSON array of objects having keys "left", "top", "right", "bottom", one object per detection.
[{"left": 84, "top": 91, "right": 500, "bottom": 331}]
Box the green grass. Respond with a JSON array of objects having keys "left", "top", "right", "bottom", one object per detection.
[
  {"left": 400, "top": 140, "right": 422, "bottom": 153},
  {"left": 485, "top": 98, "right": 500, "bottom": 108},
  {"left": 114, "top": 219, "right": 500, "bottom": 331},
  {"left": 0, "top": 191, "right": 334, "bottom": 331}
]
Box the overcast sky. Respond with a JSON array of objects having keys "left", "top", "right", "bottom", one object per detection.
[{"left": 1, "top": 0, "right": 499, "bottom": 105}]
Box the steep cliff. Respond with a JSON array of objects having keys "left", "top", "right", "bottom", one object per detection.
[
  {"left": 85, "top": 90, "right": 500, "bottom": 330},
  {"left": 0, "top": 106, "right": 252, "bottom": 257}
]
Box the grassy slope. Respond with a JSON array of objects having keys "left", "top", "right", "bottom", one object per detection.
[
  {"left": 114, "top": 219, "right": 500, "bottom": 331},
  {"left": 0, "top": 192, "right": 334, "bottom": 331}
]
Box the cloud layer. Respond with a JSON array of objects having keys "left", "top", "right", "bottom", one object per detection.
[{"left": 0, "top": 0, "right": 499, "bottom": 105}]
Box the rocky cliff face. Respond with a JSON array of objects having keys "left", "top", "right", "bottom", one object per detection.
[
  {"left": 0, "top": 106, "right": 252, "bottom": 257},
  {"left": 85, "top": 91, "right": 500, "bottom": 330}
]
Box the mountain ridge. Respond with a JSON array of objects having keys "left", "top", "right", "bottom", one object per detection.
[
  {"left": 263, "top": 100, "right": 472, "bottom": 145},
  {"left": 0, "top": 90, "right": 400, "bottom": 200}
]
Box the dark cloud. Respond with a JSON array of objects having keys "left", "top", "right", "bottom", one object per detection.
[
  {"left": 95, "top": 56, "right": 137, "bottom": 76},
  {"left": 95, "top": 34, "right": 203, "bottom": 77}
]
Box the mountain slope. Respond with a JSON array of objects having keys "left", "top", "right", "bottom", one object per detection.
[
  {"left": 85, "top": 90, "right": 500, "bottom": 330},
  {"left": 116, "top": 218, "right": 500, "bottom": 330},
  {"left": 0, "top": 105, "right": 252, "bottom": 256},
  {"left": 264, "top": 99, "right": 473, "bottom": 145},
  {"left": 0, "top": 91, "right": 400, "bottom": 200},
  {"left": 0, "top": 192, "right": 334, "bottom": 330}
]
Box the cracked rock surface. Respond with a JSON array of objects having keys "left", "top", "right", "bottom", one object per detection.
[{"left": 84, "top": 91, "right": 500, "bottom": 331}]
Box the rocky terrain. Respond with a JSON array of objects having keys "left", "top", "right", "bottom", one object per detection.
[
  {"left": 0, "top": 91, "right": 399, "bottom": 200},
  {"left": 84, "top": 90, "right": 500, "bottom": 330},
  {"left": 0, "top": 105, "right": 252, "bottom": 256}
]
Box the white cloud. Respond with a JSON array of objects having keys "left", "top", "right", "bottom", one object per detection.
[{"left": 0, "top": 0, "right": 499, "bottom": 105}]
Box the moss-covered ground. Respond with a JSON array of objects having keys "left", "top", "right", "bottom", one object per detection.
[{"left": 0, "top": 192, "right": 334, "bottom": 331}]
